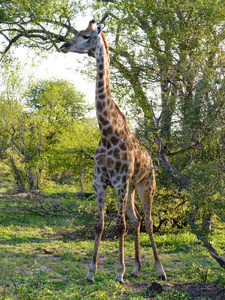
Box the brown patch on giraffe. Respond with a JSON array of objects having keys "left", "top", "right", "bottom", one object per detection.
[
  {"left": 102, "top": 126, "right": 113, "bottom": 136},
  {"left": 115, "top": 161, "right": 122, "bottom": 172},
  {"left": 120, "top": 142, "right": 127, "bottom": 151},
  {"left": 98, "top": 72, "right": 104, "bottom": 80},
  {"left": 111, "top": 111, "right": 118, "bottom": 119},
  {"left": 98, "top": 114, "right": 109, "bottom": 126},
  {"left": 111, "top": 118, "right": 117, "bottom": 127},
  {"left": 107, "top": 149, "right": 113, "bottom": 156},
  {"left": 106, "top": 157, "right": 114, "bottom": 167},
  {"left": 120, "top": 131, "right": 126, "bottom": 142},
  {"left": 124, "top": 126, "right": 130, "bottom": 136},
  {"left": 115, "top": 175, "right": 121, "bottom": 182},
  {"left": 96, "top": 166, "right": 101, "bottom": 174},
  {"left": 102, "top": 166, "right": 107, "bottom": 173},
  {"left": 121, "top": 152, "right": 128, "bottom": 160},
  {"left": 103, "top": 110, "right": 110, "bottom": 118},
  {"left": 101, "top": 137, "right": 107, "bottom": 147},
  {"left": 97, "top": 87, "right": 104, "bottom": 94},
  {"left": 109, "top": 102, "right": 114, "bottom": 111},
  {"left": 113, "top": 148, "right": 121, "bottom": 158},
  {"left": 98, "top": 64, "right": 104, "bottom": 71},
  {"left": 122, "top": 175, "right": 128, "bottom": 184},
  {"left": 97, "top": 81, "right": 103, "bottom": 89},
  {"left": 96, "top": 101, "right": 103, "bottom": 112},
  {"left": 113, "top": 126, "right": 120, "bottom": 135},
  {"left": 95, "top": 155, "right": 105, "bottom": 166},
  {"left": 98, "top": 93, "right": 106, "bottom": 100},
  {"left": 106, "top": 140, "right": 112, "bottom": 149},
  {"left": 95, "top": 147, "right": 106, "bottom": 155}
]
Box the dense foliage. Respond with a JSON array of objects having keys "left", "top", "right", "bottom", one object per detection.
[{"left": 0, "top": 67, "right": 98, "bottom": 192}]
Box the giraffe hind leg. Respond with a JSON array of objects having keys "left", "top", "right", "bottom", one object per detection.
[{"left": 135, "top": 178, "right": 167, "bottom": 280}]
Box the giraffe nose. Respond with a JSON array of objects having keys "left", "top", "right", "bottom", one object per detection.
[
  {"left": 59, "top": 42, "right": 70, "bottom": 53},
  {"left": 88, "top": 50, "right": 95, "bottom": 57}
]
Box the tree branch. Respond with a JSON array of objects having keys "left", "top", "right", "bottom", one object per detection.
[
  {"left": 189, "top": 215, "right": 225, "bottom": 269},
  {"left": 99, "top": 0, "right": 116, "bottom": 3},
  {"left": 214, "top": 210, "right": 225, "bottom": 222},
  {"left": 167, "top": 139, "right": 201, "bottom": 156},
  {"left": 98, "top": 13, "right": 109, "bottom": 25}
]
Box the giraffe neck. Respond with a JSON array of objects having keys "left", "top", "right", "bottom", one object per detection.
[{"left": 95, "top": 33, "right": 126, "bottom": 139}]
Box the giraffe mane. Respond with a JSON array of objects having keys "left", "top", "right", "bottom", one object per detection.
[
  {"left": 101, "top": 32, "right": 109, "bottom": 58},
  {"left": 114, "top": 102, "right": 127, "bottom": 125},
  {"left": 100, "top": 33, "right": 126, "bottom": 125}
]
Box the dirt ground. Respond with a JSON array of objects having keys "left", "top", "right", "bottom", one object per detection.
[{"left": 122, "top": 281, "right": 225, "bottom": 299}]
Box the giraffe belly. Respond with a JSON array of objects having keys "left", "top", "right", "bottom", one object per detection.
[{"left": 130, "top": 150, "right": 155, "bottom": 185}]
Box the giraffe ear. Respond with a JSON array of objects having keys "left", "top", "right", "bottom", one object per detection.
[{"left": 97, "top": 24, "right": 102, "bottom": 35}]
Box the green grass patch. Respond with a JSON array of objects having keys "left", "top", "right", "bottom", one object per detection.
[{"left": 0, "top": 194, "right": 224, "bottom": 299}]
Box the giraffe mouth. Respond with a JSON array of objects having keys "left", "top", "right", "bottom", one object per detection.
[
  {"left": 59, "top": 46, "right": 89, "bottom": 54},
  {"left": 59, "top": 43, "right": 90, "bottom": 54},
  {"left": 59, "top": 46, "right": 69, "bottom": 53}
]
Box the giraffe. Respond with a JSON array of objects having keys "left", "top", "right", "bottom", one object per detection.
[{"left": 60, "top": 20, "right": 166, "bottom": 283}]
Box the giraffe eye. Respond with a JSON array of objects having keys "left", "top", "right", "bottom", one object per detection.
[{"left": 83, "top": 35, "right": 90, "bottom": 40}]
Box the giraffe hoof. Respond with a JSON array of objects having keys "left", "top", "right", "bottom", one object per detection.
[{"left": 158, "top": 274, "right": 166, "bottom": 281}]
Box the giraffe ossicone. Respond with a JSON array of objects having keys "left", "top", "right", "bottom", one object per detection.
[{"left": 60, "top": 20, "right": 166, "bottom": 283}]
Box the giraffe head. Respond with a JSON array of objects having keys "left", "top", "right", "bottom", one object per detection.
[{"left": 60, "top": 20, "right": 102, "bottom": 56}]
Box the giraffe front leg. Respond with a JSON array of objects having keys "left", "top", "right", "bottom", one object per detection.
[
  {"left": 126, "top": 187, "right": 142, "bottom": 278},
  {"left": 115, "top": 187, "right": 128, "bottom": 283},
  {"left": 86, "top": 183, "right": 106, "bottom": 282}
]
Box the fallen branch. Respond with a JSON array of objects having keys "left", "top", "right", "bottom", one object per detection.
[
  {"left": 0, "top": 190, "right": 48, "bottom": 199},
  {"left": 0, "top": 190, "right": 95, "bottom": 216}
]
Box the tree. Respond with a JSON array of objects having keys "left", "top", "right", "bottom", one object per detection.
[
  {"left": 0, "top": 69, "right": 98, "bottom": 192},
  {"left": 27, "top": 78, "right": 90, "bottom": 118},
  {"left": 90, "top": 0, "right": 225, "bottom": 268}
]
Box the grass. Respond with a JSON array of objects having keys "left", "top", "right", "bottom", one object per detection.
[{"left": 0, "top": 192, "right": 224, "bottom": 299}]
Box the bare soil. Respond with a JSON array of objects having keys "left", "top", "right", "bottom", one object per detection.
[{"left": 122, "top": 281, "right": 225, "bottom": 299}]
